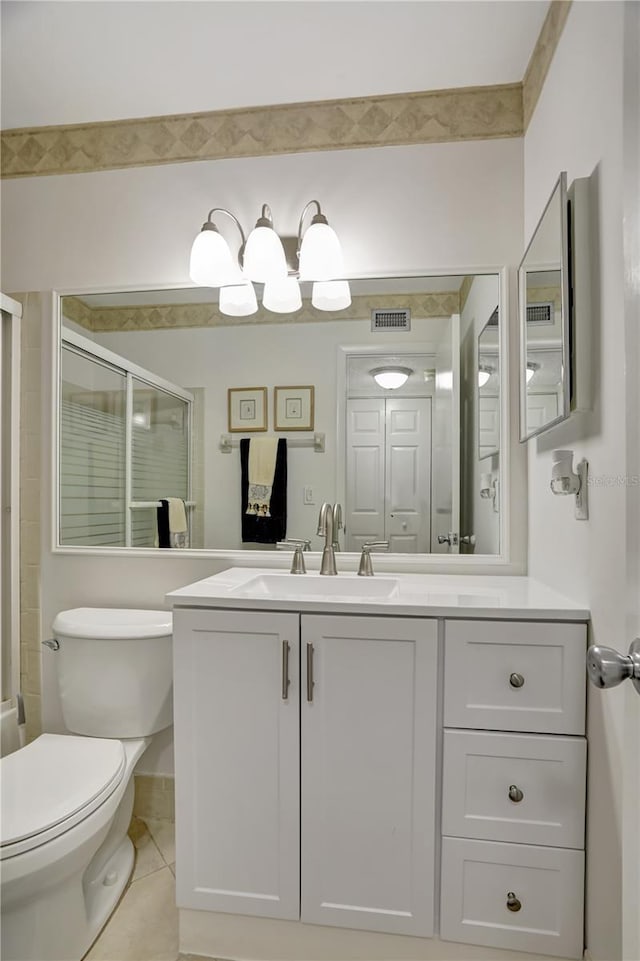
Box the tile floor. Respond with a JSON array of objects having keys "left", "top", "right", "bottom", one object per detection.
[{"left": 85, "top": 816, "right": 185, "bottom": 961}]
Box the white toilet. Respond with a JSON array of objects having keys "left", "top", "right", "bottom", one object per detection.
[{"left": 0, "top": 608, "right": 173, "bottom": 961}]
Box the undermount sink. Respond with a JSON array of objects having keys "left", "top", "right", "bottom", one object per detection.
[{"left": 231, "top": 573, "right": 401, "bottom": 599}]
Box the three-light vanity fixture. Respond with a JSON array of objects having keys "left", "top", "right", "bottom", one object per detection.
[{"left": 189, "top": 200, "right": 351, "bottom": 316}]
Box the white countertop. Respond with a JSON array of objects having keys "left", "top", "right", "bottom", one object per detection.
[{"left": 167, "top": 568, "right": 589, "bottom": 621}]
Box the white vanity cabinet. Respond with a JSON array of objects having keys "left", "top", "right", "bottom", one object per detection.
[
  {"left": 172, "top": 609, "right": 300, "bottom": 920},
  {"left": 440, "top": 619, "right": 587, "bottom": 959},
  {"left": 172, "top": 607, "right": 439, "bottom": 938},
  {"left": 301, "top": 614, "right": 438, "bottom": 936}
]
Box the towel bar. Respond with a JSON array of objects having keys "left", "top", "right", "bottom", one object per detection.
[
  {"left": 129, "top": 501, "right": 196, "bottom": 509},
  {"left": 219, "top": 432, "right": 325, "bottom": 453}
]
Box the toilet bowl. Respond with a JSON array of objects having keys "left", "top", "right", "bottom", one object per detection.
[{"left": 0, "top": 608, "right": 173, "bottom": 961}]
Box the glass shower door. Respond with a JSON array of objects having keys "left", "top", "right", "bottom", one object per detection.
[
  {"left": 130, "top": 379, "right": 191, "bottom": 547},
  {"left": 59, "top": 346, "right": 127, "bottom": 546}
]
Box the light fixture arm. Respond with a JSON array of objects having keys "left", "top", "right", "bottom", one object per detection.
[
  {"left": 255, "top": 203, "right": 276, "bottom": 229},
  {"left": 203, "top": 207, "right": 247, "bottom": 249},
  {"left": 297, "top": 199, "right": 327, "bottom": 255}
]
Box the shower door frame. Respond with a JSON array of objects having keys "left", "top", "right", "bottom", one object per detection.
[{"left": 58, "top": 327, "right": 194, "bottom": 548}]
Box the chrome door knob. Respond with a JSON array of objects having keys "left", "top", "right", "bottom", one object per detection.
[{"left": 587, "top": 640, "right": 640, "bottom": 694}]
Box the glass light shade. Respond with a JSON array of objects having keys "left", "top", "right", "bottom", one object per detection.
[
  {"left": 262, "top": 277, "right": 302, "bottom": 314},
  {"left": 219, "top": 283, "right": 258, "bottom": 317},
  {"left": 311, "top": 280, "right": 351, "bottom": 312},
  {"left": 371, "top": 366, "right": 413, "bottom": 390},
  {"left": 478, "top": 369, "right": 491, "bottom": 388},
  {"left": 189, "top": 228, "right": 242, "bottom": 287},
  {"left": 242, "top": 226, "right": 288, "bottom": 284},
  {"left": 299, "top": 222, "right": 344, "bottom": 281}
]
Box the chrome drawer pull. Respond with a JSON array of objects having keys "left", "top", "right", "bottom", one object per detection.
[
  {"left": 281, "top": 640, "right": 290, "bottom": 700},
  {"left": 506, "top": 892, "right": 522, "bottom": 912},
  {"left": 306, "top": 643, "right": 314, "bottom": 702},
  {"left": 509, "top": 672, "right": 525, "bottom": 688},
  {"left": 508, "top": 784, "right": 524, "bottom": 803}
]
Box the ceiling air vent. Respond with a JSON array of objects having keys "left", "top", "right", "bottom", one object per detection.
[
  {"left": 526, "top": 302, "right": 554, "bottom": 325},
  {"left": 371, "top": 308, "right": 411, "bottom": 332}
]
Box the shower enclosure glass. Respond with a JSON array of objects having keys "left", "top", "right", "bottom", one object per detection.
[{"left": 59, "top": 331, "right": 192, "bottom": 548}]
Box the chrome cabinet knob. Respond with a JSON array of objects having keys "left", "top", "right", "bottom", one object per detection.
[
  {"left": 460, "top": 533, "right": 476, "bottom": 546},
  {"left": 508, "top": 784, "right": 524, "bottom": 803},
  {"left": 509, "top": 672, "right": 525, "bottom": 688},
  {"left": 506, "top": 892, "right": 522, "bottom": 912},
  {"left": 587, "top": 640, "right": 640, "bottom": 694}
]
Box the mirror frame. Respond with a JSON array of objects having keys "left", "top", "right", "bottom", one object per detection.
[
  {"left": 477, "top": 308, "right": 500, "bottom": 462},
  {"left": 518, "top": 171, "right": 571, "bottom": 442},
  {"left": 50, "top": 267, "right": 512, "bottom": 570}
]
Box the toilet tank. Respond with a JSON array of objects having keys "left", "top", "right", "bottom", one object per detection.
[{"left": 51, "top": 608, "right": 173, "bottom": 738}]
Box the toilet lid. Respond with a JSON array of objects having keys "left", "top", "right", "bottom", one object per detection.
[
  {"left": 52, "top": 607, "right": 172, "bottom": 639},
  {"left": 0, "top": 734, "right": 126, "bottom": 858}
]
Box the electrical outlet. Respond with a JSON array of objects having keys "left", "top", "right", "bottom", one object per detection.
[{"left": 303, "top": 486, "right": 315, "bottom": 505}]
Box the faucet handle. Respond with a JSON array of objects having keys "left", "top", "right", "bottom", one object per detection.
[
  {"left": 276, "top": 538, "right": 311, "bottom": 551},
  {"left": 290, "top": 544, "right": 307, "bottom": 575},
  {"left": 357, "top": 540, "right": 389, "bottom": 576}
]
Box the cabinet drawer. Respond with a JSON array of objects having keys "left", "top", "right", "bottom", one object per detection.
[
  {"left": 442, "top": 729, "right": 586, "bottom": 847},
  {"left": 440, "top": 837, "right": 584, "bottom": 959},
  {"left": 444, "top": 620, "right": 586, "bottom": 734}
]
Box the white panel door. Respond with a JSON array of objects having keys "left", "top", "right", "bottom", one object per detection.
[
  {"left": 301, "top": 614, "right": 438, "bottom": 936},
  {"left": 526, "top": 392, "right": 559, "bottom": 431},
  {"left": 385, "top": 397, "right": 431, "bottom": 552},
  {"left": 172, "top": 608, "right": 300, "bottom": 920},
  {"left": 479, "top": 394, "right": 500, "bottom": 457},
  {"left": 345, "top": 399, "right": 385, "bottom": 550}
]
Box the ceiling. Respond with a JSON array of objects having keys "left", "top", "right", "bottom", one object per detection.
[{"left": 1, "top": 1, "right": 549, "bottom": 129}]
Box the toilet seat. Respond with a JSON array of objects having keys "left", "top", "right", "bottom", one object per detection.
[{"left": 0, "top": 734, "right": 126, "bottom": 860}]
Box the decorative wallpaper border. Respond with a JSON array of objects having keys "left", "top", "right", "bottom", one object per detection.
[
  {"left": 1, "top": 83, "right": 523, "bottom": 179},
  {"left": 523, "top": 0, "right": 573, "bottom": 128},
  {"left": 63, "top": 290, "right": 465, "bottom": 332}
]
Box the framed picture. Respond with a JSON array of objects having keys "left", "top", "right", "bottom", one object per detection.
[
  {"left": 274, "top": 385, "right": 315, "bottom": 431},
  {"left": 228, "top": 387, "right": 267, "bottom": 432}
]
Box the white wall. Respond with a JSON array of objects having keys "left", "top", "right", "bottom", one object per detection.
[
  {"left": 523, "top": 4, "right": 626, "bottom": 958},
  {"left": 1, "top": 137, "right": 525, "bottom": 774},
  {"left": 1, "top": 1, "right": 547, "bottom": 126}
]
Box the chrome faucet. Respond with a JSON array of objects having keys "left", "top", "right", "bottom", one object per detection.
[
  {"left": 331, "top": 503, "right": 343, "bottom": 551},
  {"left": 317, "top": 503, "right": 338, "bottom": 575}
]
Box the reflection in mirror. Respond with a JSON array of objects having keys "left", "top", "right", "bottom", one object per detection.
[
  {"left": 519, "top": 172, "right": 570, "bottom": 440},
  {"left": 477, "top": 306, "right": 500, "bottom": 460},
  {"left": 58, "top": 272, "right": 503, "bottom": 557}
]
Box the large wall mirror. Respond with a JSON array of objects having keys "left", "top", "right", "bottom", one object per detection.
[
  {"left": 519, "top": 172, "right": 570, "bottom": 441},
  {"left": 56, "top": 271, "right": 505, "bottom": 558}
]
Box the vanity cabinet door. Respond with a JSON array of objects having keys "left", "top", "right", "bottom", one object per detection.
[
  {"left": 300, "top": 614, "right": 438, "bottom": 937},
  {"left": 172, "top": 608, "right": 300, "bottom": 920}
]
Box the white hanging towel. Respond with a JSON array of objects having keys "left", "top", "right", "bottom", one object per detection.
[
  {"left": 246, "top": 437, "right": 278, "bottom": 516},
  {"left": 167, "top": 497, "right": 188, "bottom": 534}
]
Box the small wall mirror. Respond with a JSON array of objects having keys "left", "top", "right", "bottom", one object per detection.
[
  {"left": 519, "top": 171, "right": 570, "bottom": 441},
  {"left": 477, "top": 306, "right": 500, "bottom": 460}
]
